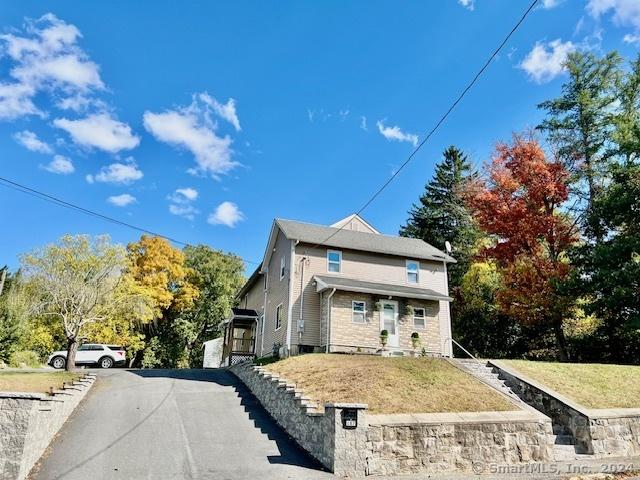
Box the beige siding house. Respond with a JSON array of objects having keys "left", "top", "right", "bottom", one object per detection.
[{"left": 220, "top": 214, "right": 455, "bottom": 365}]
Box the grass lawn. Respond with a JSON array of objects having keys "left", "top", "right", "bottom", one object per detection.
[
  {"left": 501, "top": 360, "right": 640, "bottom": 409},
  {"left": 0, "top": 371, "right": 80, "bottom": 394},
  {"left": 265, "top": 354, "right": 514, "bottom": 414}
]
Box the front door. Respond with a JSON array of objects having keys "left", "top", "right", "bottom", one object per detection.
[{"left": 380, "top": 300, "right": 399, "bottom": 348}]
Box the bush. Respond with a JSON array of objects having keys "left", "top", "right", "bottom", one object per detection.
[{"left": 9, "top": 350, "right": 41, "bottom": 368}]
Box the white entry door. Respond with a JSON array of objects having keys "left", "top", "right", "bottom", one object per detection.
[{"left": 380, "top": 300, "right": 399, "bottom": 348}]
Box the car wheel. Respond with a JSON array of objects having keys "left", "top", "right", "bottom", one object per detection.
[
  {"left": 51, "top": 356, "right": 66, "bottom": 369},
  {"left": 99, "top": 356, "right": 114, "bottom": 369}
]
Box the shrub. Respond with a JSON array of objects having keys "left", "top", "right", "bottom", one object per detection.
[{"left": 9, "top": 350, "right": 41, "bottom": 368}]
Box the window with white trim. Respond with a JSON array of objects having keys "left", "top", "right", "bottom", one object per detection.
[
  {"left": 352, "top": 300, "right": 366, "bottom": 323},
  {"left": 413, "top": 307, "right": 426, "bottom": 328},
  {"left": 327, "top": 250, "right": 342, "bottom": 273},
  {"left": 280, "top": 256, "right": 286, "bottom": 280},
  {"left": 406, "top": 260, "right": 420, "bottom": 284},
  {"left": 275, "top": 304, "right": 283, "bottom": 330}
]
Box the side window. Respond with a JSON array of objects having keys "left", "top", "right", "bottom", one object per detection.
[
  {"left": 91, "top": 345, "right": 104, "bottom": 351},
  {"left": 78, "top": 345, "right": 90, "bottom": 351},
  {"left": 406, "top": 260, "right": 420, "bottom": 284},
  {"left": 280, "top": 256, "right": 286, "bottom": 280},
  {"left": 413, "top": 307, "right": 426, "bottom": 328},
  {"left": 352, "top": 301, "right": 366, "bottom": 323},
  {"left": 275, "top": 304, "right": 283, "bottom": 330},
  {"left": 263, "top": 271, "right": 267, "bottom": 291},
  {"left": 327, "top": 250, "right": 342, "bottom": 273}
]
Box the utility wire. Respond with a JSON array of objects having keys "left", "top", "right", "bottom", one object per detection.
[
  {"left": 0, "top": 176, "right": 262, "bottom": 265},
  {"left": 1, "top": 0, "right": 537, "bottom": 267},
  {"left": 309, "top": 0, "right": 539, "bottom": 250}
]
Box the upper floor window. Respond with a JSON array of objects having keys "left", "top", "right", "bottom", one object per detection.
[
  {"left": 327, "top": 250, "right": 342, "bottom": 273},
  {"left": 352, "top": 301, "right": 366, "bottom": 323},
  {"left": 275, "top": 303, "right": 283, "bottom": 330},
  {"left": 280, "top": 256, "right": 286, "bottom": 280},
  {"left": 406, "top": 260, "right": 420, "bottom": 284},
  {"left": 263, "top": 271, "right": 267, "bottom": 291},
  {"left": 413, "top": 307, "right": 426, "bottom": 328}
]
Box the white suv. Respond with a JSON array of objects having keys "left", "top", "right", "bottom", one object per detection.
[{"left": 48, "top": 344, "right": 126, "bottom": 369}]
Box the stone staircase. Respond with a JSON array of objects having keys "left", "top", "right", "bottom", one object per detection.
[{"left": 453, "top": 358, "right": 588, "bottom": 461}]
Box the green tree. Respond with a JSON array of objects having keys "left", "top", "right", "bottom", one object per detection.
[
  {"left": 400, "top": 146, "right": 480, "bottom": 286},
  {"left": 0, "top": 270, "right": 28, "bottom": 363},
  {"left": 537, "top": 50, "right": 622, "bottom": 235},
  {"left": 20, "top": 235, "right": 126, "bottom": 371}
]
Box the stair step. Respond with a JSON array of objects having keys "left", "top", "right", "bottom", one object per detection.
[
  {"left": 553, "top": 424, "right": 571, "bottom": 435},
  {"left": 554, "top": 434, "right": 574, "bottom": 445}
]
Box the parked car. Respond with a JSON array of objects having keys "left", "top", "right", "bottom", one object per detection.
[{"left": 48, "top": 344, "right": 126, "bottom": 369}]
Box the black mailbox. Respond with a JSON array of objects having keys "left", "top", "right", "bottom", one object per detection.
[{"left": 341, "top": 408, "right": 358, "bottom": 429}]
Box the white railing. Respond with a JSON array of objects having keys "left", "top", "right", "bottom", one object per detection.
[{"left": 443, "top": 337, "right": 484, "bottom": 366}]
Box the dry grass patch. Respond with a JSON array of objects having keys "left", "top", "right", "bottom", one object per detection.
[
  {"left": 0, "top": 371, "right": 80, "bottom": 394},
  {"left": 266, "top": 354, "right": 514, "bottom": 414},
  {"left": 501, "top": 360, "right": 640, "bottom": 409}
]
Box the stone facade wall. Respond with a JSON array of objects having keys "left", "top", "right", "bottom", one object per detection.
[
  {"left": 0, "top": 374, "right": 95, "bottom": 480},
  {"left": 229, "top": 362, "right": 368, "bottom": 476},
  {"left": 366, "top": 414, "right": 553, "bottom": 476},
  {"left": 588, "top": 414, "right": 640, "bottom": 457},
  {"left": 328, "top": 291, "right": 441, "bottom": 355}
]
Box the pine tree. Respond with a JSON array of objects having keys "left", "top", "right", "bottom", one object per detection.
[{"left": 400, "top": 146, "right": 479, "bottom": 286}]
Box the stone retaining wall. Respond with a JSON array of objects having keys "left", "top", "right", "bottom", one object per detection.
[
  {"left": 0, "top": 373, "right": 96, "bottom": 480},
  {"left": 229, "top": 362, "right": 368, "bottom": 476},
  {"left": 490, "top": 360, "right": 640, "bottom": 457},
  {"left": 230, "top": 362, "right": 554, "bottom": 477}
]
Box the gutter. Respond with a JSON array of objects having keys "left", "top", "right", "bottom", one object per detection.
[{"left": 325, "top": 288, "right": 337, "bottom": 353}]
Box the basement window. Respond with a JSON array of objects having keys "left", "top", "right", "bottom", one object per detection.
[
  {"left": 413, "top": 307, "right": 426, "bottom": 329},
  {"left": 352, "top": 301, "right": 366, "bottom": 324}
]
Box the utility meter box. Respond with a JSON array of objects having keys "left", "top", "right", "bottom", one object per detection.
[{"left": 341, "top": 408, "right": 358, "bottom": 429}]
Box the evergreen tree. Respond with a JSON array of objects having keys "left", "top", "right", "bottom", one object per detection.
[
  {"left": 400, "top": 146, "right": 479, "bottom": 286},
  {"left": 537, "top": 51, "right": 622, "bottom": 238}
]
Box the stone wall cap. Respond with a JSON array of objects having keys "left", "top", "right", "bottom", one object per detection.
[
  {"left": 586, "top": 408, "right": 640, "bottom": 418},
  {"left": 324, "top": 402, "right": 368, "bottom": 409},
  {"left": 368, "top": 409, "right": 546, "bottom": 426},
  {"left": 0, "top": 391, "right": 48, "bottom": 399}
]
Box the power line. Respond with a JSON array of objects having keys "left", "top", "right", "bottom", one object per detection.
[
  {"left": 310, "top": 0, "right": 539, "bottom": 250},
  {"left": 0, "top": 176, "right": 262, "bottom": 265}
]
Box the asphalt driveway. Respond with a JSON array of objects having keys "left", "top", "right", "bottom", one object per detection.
[{"left": 31, "top": 369, "right": 332, "bottom": 480}]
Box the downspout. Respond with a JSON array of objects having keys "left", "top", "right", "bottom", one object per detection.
[
  {"left": 261, "top": 267, "right": 268, "bottom": 356},
  {"left": 443, "top": 260, "right": 452, "bottom": 357},
  {"left": 325, "top": 288, "right": 337, "bottom": 353},
  {"left": 285, "top": 240, "right": 299, "bottom": 354},
  {"left": 298, "top": 254, "right": 307, "bottom": 343}
]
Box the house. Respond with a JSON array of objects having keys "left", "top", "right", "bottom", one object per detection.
[{"left": 219, "top": 214, "right": 455, "bottom": 366}]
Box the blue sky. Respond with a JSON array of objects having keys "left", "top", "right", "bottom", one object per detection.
[{"left": 1, "top": 0, "right": 639, "bottom": 271}]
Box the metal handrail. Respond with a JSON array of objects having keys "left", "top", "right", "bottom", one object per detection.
[{"left": 443, "top": 337, "right": 484, "bottom": 366}]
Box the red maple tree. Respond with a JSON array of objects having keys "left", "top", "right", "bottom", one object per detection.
[{"left": 465, "top": 135, "right": 577, "bottom": 360}]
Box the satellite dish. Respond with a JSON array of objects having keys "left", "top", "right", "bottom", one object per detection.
[{"left": 444, "top": 241, "right": 452, "bottom": 254}]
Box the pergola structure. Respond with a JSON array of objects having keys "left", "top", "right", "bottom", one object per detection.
[{"left": 220, "top": 307, "right": 259, "bottom": 366}]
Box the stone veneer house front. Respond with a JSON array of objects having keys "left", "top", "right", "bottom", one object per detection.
[{"left": 220, "top": 214, "right": 455, "bottom": 365}]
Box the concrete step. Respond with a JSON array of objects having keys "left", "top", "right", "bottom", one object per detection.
[
  {"left": 553, "top": 423, "right": 571, "bottom": 435},
  {"left": 553, "top": 434, "right": 575, "bottom": 446},
  {"left": 553, "top": 444, "right": 577, "bottom": 461}
]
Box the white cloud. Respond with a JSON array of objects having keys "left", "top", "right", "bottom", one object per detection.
[
  {"left": 0, "top": 13, "right": 104, "bottom": 120},
  {"left": 624, "top": 33, "right": 640, "bottom": 44},
  {"left": 13, "top": 130, "right": 52, "bottom": 153},
  {"left": 86, "top": 160, "right": 143, "bottom": 185},
  {"left": 519, "top": 39, "right": 575, "bottom": 84},
  {"left": 53, "top": 113, "right": 140, "bottom": 152},
  {"left": 43, "top": 154, "right": 74, "bottom": 174},
  {"left": 541, "top": 0, "right": 561, "bottom": 8},
  {"left": 167, "top": 187, "right": 199, "bottom": 219},
  {"left": 376, "top": 120, "right": 418, "bottom": 146},
  {"left": 587, "top": 0, "right": 640, "bottom": 29},
  {"left": 107, "top": 193, "right": 136, "bottom": 207},
  {"left": 458, "top": 0, "right": 474, "bottom": 11},
  {"left": 143, "top": 94, "right": 239, "bottom": 177},
  {"left": 199, "top": 93, "right": 241, "bottom": 131},
  {"left": 360, "top": 116, "right": 368, "bottom": 131},
  {"left": 207, "top": 201, "right": 244, "bottom": 227}
]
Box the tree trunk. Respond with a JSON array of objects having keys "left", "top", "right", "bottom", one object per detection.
[
  {"left": 65, "top": 337, "right": 78, "bottom": 372},
  {"left": 553, "top": 319, "right": 569, "bottom": 362}
]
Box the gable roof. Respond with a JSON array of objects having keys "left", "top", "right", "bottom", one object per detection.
[
  {"left": 275, "top": 218, "right": 456, "bottom": 263},
  {"left": 330, "top": 213, "right": 380, "bottom": 234}
]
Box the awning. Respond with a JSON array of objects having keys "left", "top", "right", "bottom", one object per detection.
[
  {"left": 313, "top": 275, "right": 452, "bottom": 302},
  {"left": 219, "top": 307, "right": 259, "bottom": 328}
]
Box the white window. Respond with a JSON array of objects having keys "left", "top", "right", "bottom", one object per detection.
[
  {"left": 413, "top": 307, "right": 426, "bottom": 328},
  {"left": 406, "top": 260, "right": 420, "bottom": 284},
  {"left": 275, "top": 304, "right": 283, "bottom": 330},
  {"left": 327, "top": 250, "right": 342, "bottom": 273},
  {"left": 263, "top": 271, "right": 267, "bottom": 291},
  {"left": 352, "top": 301, "right": 366, "bottom": 323},
  {"left": 280, "top": 256, "right": 286, "bottom": 280}
]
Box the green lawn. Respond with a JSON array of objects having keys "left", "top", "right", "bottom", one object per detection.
[
  {"left": 266, "top": 354, "right": 515, "bottom": 414},
  {"left": 0, "top": 371, "right": 80, "bottom": 394},
  {"left": 501, "top": 360, "right": 640, "bottom": 409}
]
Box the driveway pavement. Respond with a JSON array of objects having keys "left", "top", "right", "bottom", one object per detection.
[{"left": 31, "top": 369, "right": 332, "bottom": 480}]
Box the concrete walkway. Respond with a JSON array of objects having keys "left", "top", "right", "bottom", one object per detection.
[{"left": 30, "top": 369, "right": 332, "bottom": 480}]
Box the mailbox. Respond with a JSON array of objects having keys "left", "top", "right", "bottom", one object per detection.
[{"left": 341, "top": 408, "right": 358, "bottom": 429}]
